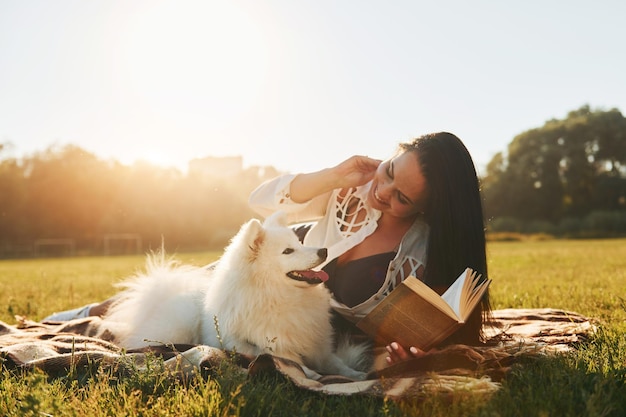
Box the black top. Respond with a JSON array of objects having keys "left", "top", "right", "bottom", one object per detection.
[{"left": 323, "top": 251, "right": 396, "bottom": 307}]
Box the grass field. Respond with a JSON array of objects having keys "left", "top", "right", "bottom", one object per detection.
[{"left": 1, "top": 239, "right": 626, "bottom": 416}]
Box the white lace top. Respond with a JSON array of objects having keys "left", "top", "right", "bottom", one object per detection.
[{"left": 248, "top": 174, "right": 430, "bottom": 322}]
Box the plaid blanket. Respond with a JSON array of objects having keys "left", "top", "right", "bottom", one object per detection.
[{"left": 0, "top": 308, "right": 595, "bottom": 399}]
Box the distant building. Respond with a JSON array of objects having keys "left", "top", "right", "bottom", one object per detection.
[{"left": 188, "top": 156, "right": 243, "bottom": 179}]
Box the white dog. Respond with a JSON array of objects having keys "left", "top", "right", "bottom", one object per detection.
[{"left": 101, "top": 212, "right": 367, "bottom": 380}]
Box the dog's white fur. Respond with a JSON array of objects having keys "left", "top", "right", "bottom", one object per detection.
[{"left": 101, "top": 212, "right": 367, "bottom": 380}]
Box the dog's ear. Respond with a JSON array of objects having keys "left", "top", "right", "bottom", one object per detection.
[
  {"left": 264, "top": 210, "right": 288, "bottom": 228},
  {"left": 241, "top": 218, "right": 265, "bottom": 261}
]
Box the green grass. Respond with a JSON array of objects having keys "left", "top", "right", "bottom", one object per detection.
[
  {"left": 0, "top": 252, "right": 218, "bottom": 323},
  {"left": 487, "top": 239, "right": 626, "bottom": 329},
  {"left": 2, "top": 239, "right": 626, "bottom": 416}
]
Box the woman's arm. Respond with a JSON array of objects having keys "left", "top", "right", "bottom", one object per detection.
[
  {"left": 290, "top": 155, "right": 382, "bottom": 202},
  {"left": 248, "top": 173, "right": 331, "bottom": 221},
  {"left": 249, "top": 156, "right": 382, "bottom": 221}
]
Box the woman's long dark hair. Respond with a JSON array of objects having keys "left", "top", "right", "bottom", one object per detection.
[{"left": 400, "top": 132, "right": 491, "bottom": 344}]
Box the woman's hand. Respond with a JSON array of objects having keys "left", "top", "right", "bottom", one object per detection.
[
  {"left": 385, "top": 342, "right": 425, "bottom": 365},
  {"left": 332, "top": 155, "right": 382, "bottom": 189}
]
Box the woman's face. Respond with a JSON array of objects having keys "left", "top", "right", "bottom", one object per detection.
[{"left": 368, "top": 150, "right": 429, "bottom": 219}]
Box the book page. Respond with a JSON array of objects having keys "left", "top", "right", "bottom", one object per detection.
[
  {"left": 440, "top": 269, "right": 469, "bottom": 318},
  {"left": 402, "top": 276, "right": 457, "bottom": 319},
  {"left": 459, "top": 271, "right": 490, "bottom": 321}
]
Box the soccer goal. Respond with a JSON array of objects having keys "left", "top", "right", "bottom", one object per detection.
[
  {"left": 103, "top": 233, "right": 142, "bottom": 256},
  {"left": 33, "top": 238, "right": 76, "bottom": 257}
]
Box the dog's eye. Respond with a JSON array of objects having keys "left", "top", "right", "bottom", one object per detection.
[{"left": 282, "top": 248, "right": 294, "bottom": 255}]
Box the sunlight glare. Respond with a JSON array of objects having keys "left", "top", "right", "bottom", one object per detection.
[{"left": 119, "top": 1, "right": 271, "bottom": 139}]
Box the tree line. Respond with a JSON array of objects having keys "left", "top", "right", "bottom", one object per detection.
[
  {"left": 482, "top": 105, "right": 626, "bottom": 237},
  {"left": 1, "top": 104, "right": 625, "bottom": 258},
  {"left": 0, "top": 144, "right": 281, "bottom": 258}
]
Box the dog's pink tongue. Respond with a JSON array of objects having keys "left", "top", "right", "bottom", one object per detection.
[{"left": 300, "top": 270, "right": 329, "bottom": 283}]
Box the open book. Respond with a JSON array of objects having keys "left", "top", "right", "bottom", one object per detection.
[{"left": 356, "top": 268, "right": 490, "bottom": 351}]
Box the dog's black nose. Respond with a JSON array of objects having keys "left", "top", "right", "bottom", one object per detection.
[{"left": 318, "top": 248, "right": 328, "bottom": 261}]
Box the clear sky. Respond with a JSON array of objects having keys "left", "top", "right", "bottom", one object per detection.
[{"left": 1, "top": 0, "right": 625, "bottom": 175}]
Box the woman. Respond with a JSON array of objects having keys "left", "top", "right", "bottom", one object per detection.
[
  {"left": 45, "top": 132, "right": 489, "bottom": 366},
  {"left": 248, "top": 132, "right": 490, "bottom": 364}
]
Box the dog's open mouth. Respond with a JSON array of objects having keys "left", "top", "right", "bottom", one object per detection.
[{"left": 287, "top": 269, "right": 329, "bottom": 285}]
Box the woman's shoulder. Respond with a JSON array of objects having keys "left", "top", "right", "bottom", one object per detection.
[
  {"left": 395, "top": 218, "right": 429, "bottom": 260},
  {"left": 406, "top": 217, "right": 429, "bottom": 238}
]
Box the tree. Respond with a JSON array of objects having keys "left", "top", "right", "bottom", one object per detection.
[
  {"left": 21, "top": 145, "right": 116, "bottom": 240},
  {"left": 482, "top": 105, "right": 626, "bottom": 225},
  {"left": 0, "top": 156, "right": 28, "bottom": 244}
]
